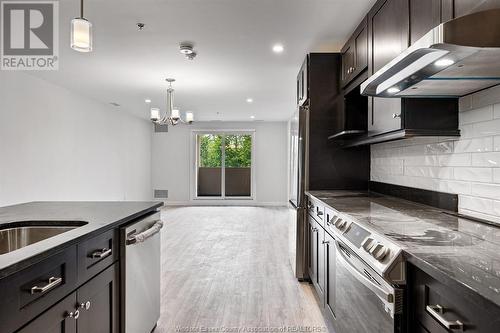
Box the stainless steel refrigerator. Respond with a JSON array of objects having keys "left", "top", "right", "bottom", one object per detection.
[{"left": 288, "top": 106, "right": 309, "bottom": 281}]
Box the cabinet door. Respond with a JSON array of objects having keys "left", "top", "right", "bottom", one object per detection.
[
  {"left": 77, "top": 264, "right": 118, "bottom": 333},
  {"left": 354, "top": 21, "right": 368, "bottom": 75},
  {"left": 409, "top": 0, "right": 441, "bottom": 44},
  {"left": 308, "top": 216, "right": 317, "bottom": 285},
  {"left": 17, "top": 292, "right": 77, "bottom": 333},
  {"left": 317, "top": 226, "right": 325, "bottom": 298},
  {"left": 324, "top": 232, "right": 336, "bottom": 322},
  {"left": 368, "top": 0, "right": 409, "bottom": 135},
  {"left": 341, "top": 41, "right": 355, "bottom": 86}
]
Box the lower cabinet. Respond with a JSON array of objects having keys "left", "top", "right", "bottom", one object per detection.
[
  {"left": 17, "top": 263, "right": 118, "bottom": 333},
  {"left": 308, "top": 215, "right": 318, "bottom": 286}
]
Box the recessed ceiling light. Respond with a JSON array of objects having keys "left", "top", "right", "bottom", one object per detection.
[
  {"left": 250, "top": 115, "right": 255, "bottom": 119},
  {"left": 272, "top": 44, "right": 284, "bottom": 53},
  {"left": 387, "top": 87, "right": 400, "bottom": 94},
  {"left": 435, "top": 58, "right": 455, "bottom": 67},
  {"left": 246, "top": 98, "right": 254, "bottom": 103},
  {"left": 145, "top": 99, "right": 151, "bottom": 103}
]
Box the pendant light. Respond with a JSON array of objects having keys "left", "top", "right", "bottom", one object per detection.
[{"left": 71, "top": 0, "right": 92, "bottom": 52}]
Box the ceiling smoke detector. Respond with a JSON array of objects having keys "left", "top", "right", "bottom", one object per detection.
[
  {"left": 179, "top": 42, "right": 197, "bottom": 60},
  {"left": 137, "top": 23, "right": 145, "bottom": 31}
]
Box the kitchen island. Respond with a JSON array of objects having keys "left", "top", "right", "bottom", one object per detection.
[{"left": 0, "top": 201, "right": 163, "bottom": 333}]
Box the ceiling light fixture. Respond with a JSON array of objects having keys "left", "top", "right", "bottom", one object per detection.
[
  {"left": 150, "top": 78, "right": 194, "bottom": 127},
  {"left": 387, "top": 87, "right": 401, "bottom": 94},
  {"left": 250, "top": 115, "right": 255, "bottom": 119},
  {"left": 272, "top": 43, "right": 284, "bottom": 53},
  {"left": 246, "top": 98, "right": 254, "bottom": 103},
  {"left": 145, "top": 99, "right": 151, "bottom": 103},
  {"left": 70, "top": 0, "right": 92, "bottom": 52}
]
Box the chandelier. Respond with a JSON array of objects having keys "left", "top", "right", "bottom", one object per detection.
[{"left": 150, "top": 78, "right": 194, "bottom": 126}]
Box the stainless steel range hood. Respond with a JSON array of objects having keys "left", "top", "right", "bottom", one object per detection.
[{"left": 361, "top": 9, "right": 500, "bottom": 98}]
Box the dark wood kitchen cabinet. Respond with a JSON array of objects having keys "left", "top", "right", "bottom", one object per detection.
[
  {"left": 297, "top": 58, "right": 308, "bottom": 106},
  {"left": 341, "top": 17, "right": 368, "bottom": 87},
  {"left": 308, "top": 215, "right": 318, "bottom": 293},
  {"left": 17, "top": 264, "right": 118, "bottom": 333},
  {"left": 317, "top": 226, "right": 326, "bottom": 300},
  {"left": 367, "top": 0, "right": 409, "bottom": 137},
  {"left": 408, "top": 264, "right": 500, "bottom": 333},
  {"left": 409, "top": 0, "right": 442, "bottom": 44}
]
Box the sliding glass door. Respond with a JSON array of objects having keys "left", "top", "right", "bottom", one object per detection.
[{"left": 196, "top": 132, "right": 253, "bottom": 199}]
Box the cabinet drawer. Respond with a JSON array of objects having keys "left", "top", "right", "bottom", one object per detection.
[
  {"left": 77, "top": 229, "right": 117, "bottom": 284},
  {"left": 411, "top": 265, "right": 500, "bottom": 333},
  {"left": 0, "top": 246, "right": 77, "bottom": 333}
]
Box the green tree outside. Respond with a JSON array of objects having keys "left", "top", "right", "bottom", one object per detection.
[{"left": 198, "top": 134, "right": 251, "bottom": 167}]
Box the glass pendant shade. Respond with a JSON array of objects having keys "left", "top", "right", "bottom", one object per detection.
[
  {"left": 150, "top": 108, "right": 160, "bottom": 121},
  {"left": 71, "top": 18, "right": 92, "bottom": 52},
  {"left": 185, "top": 112, "right": 194, "bottom": 123}
]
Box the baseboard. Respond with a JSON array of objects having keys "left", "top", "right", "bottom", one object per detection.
[{"left": 160, "top": 200, "right": 287, "bottom": 207}]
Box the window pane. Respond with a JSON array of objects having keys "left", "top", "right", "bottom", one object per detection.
[
  {"left": 197, "top": 134, "right": 222, "bottom": 197},
  {"left": 225, "top": 134, "right": 252, "bottom": 197}
]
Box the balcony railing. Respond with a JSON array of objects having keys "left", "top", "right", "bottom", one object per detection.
[{"left": 197, "top": 167, "right": 251, "bottom": 197}]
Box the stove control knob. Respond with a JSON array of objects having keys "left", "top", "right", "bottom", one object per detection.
[
  {"left": 334, "top": 218, "right": 344, "bottom": 229},
  {"left": 374, "top": 246, "right": 390, "bottom": 261},
  {"left": 369, "top": 243, "right": 383, "bottom": 256},
  {"left": 361, "top": 237, "right": 375, "bottom": 252}
]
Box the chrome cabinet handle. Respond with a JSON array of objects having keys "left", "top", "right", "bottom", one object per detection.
[
  {"left": 127, "top": 220, "right": 163, "bottom": 245},
  {"left": 80, "top": 301, "right": 91, "bottom": 311},
  {"left": 30, "top": 276, "right": 62, "bottom": 295},
  {"left": 90, "top": 248, "right": 112, "bottom": 259},
  {"left": 426, "top": 305, "right": 464, "bottom": 331},
  {"left": 392, "top": 113, "right": 401, "bottom": 119},
  {"left": 316, "top": 211, "right": 324, "bottom": 217},
  {"left": 322, "top": 240, "right": 330, "bottom": 244},
  {"left": 312, "top": 227, "right": 318, "bottom": 233},
  {"left": 66, "top": 309, "right": 80, "bottom": 320}
]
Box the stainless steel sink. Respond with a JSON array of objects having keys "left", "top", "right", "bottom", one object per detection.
[{"left": 0, "top": 221, "right": 87, "bottom": 255}]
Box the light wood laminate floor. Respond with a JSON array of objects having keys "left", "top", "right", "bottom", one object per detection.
[{"left": 155, "top": 206, "right": 329, "bottom": 333}]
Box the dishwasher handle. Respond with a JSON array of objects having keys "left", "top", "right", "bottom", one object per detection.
[{"left": 126, "top": 220, "right": 163, "bottom": 245}]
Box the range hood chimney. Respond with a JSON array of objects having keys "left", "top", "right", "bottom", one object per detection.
[{"left": 361, "top": 9, "right": 500, "bottom": 98}]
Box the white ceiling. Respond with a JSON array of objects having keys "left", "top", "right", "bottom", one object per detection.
[{"left": 32, "top": 0, "right": 376, "bottom": 121}]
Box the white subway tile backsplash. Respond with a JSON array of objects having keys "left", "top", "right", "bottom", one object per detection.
[
  {"left": 405, "top": 166, "right": 454, "bottom": 179},
  {"left": 454, "top": 167, "right": 492, "bottom": 182},
  {"left": 471, "top": 183, "right": 500, "bottom": 200},
  {"left": 459, "top": 105, "right": 493, "bottom": 124},
  {"left": 473, "top": 119, "right": 500, "bottom": 137},
  {"left": 453, "top": 137, "right": 493, "bottom": 153},
  {"left": 438, "top": 153, "right": 471, "bottom": 167},
  {"left": 460, "top": 195, "right": 495, "bottom": 215},
  {"left": 471, "top": 152, "right": 500, "bottom": 167},
  {"left": 494, "top": 103, "right": 500, "bottom": 119},
  {"left": 372, "top": 86, "right": 500, "bottom": 224}
]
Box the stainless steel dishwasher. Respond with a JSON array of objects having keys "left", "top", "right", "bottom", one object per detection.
[{"left": 120, "top": 211, "right": 163, "bottom": 333}]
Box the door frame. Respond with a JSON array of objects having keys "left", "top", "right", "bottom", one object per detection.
[{"left": 190, "top": 129, "right": 256, "bottom": 203}]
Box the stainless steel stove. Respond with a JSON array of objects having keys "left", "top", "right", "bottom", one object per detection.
[{"left": 325, "top": 205, "right": 405, "bottom": 333}]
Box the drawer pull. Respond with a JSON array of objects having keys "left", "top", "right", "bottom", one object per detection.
[
  {"left": 30, "top": 276, "right": 63, "bottom": 295},
  {"left": 90, "top": 248, "right": 112, "bottom": 259},
  {"left": 80, "top": 300, "right": 91, "bottom": 311},
  {"left": 426, "top": 305, "right": 463, "bottom": 331},
  {"left": 66, "top": 309, "right": 80, "bottom": 320}
]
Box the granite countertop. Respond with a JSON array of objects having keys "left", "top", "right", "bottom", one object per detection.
[
  {"left": 307, "top": 190, "right": 500, "bottom": 308},
  {"left": 0, "top": 201, "right": 163, "bottom": 279}
]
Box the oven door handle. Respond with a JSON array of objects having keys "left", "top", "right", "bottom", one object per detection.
[{"left": 335, "top": 240, "right": 394, "bottom": 303}]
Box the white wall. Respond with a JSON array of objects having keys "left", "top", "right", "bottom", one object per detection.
[
  {"left": 152, "top": 122, "right": 288, "bottom": 205},
  {"left": 0, "top": 72, "right": 153, "bottom": 206},
  {"left": 371, "top": 85, "right": 500, "bottom": 224}
]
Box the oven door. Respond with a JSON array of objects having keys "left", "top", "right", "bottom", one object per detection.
[{"left": 333, "top": 240, "right": 401, "bottom": 333}]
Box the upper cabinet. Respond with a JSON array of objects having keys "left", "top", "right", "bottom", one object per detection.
[
  {"left": 296, "top": 57, "right": 308, "bottom": 107},
  {"left": 341, "top": 17, "right": 368, "bottom": 88}
]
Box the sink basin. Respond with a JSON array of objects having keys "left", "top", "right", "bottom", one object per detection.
[{"left": 0, "top": 221, "right": 87, "bottom": 255}]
